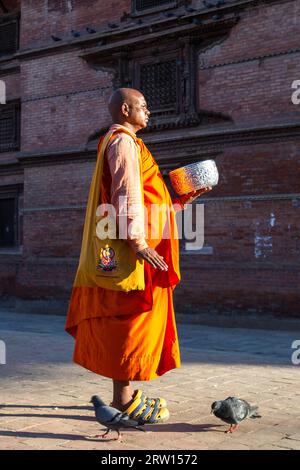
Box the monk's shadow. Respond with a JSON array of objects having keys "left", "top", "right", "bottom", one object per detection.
[
  {"left": 0, "top": 430, "right": 88, "bottom": 442},
  {"left": 0, "top": 411, "right": 94, "bottom": 421},
  {"left": 0, "top": 403, "right": 94, "bottom": 422},
  {"left": 0, "top": 404, "right": 92, "bottom": 411}
]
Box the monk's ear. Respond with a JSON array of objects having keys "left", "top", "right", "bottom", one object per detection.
[{"left": 121, "top": 102, "right": 130, "bottom": 117}]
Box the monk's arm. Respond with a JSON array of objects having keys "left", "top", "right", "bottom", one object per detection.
[
  {"left": 106, "top": 134, "right": 169, "bottom": 271},
  {"left": 106, "top": 133, "right": 148, "bottom": 253},
  {"left": 172, "top": 187, "right": 212, "bottom": 211}
]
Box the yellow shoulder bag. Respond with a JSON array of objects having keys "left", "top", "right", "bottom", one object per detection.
[{"left": 73, "top": 130, "right": 145, "bottom": 291}]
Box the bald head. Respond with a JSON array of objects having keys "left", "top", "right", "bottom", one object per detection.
[
  {"left": 108, "top": 88, "right": 144, "bottom": 119},
  {"left": 108, "top": 88, "right": 150, "bottom": 132}
]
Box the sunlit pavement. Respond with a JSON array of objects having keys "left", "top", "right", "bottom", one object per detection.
[{"left": 1, "top": 311, "right": 300, "bottom": 450}]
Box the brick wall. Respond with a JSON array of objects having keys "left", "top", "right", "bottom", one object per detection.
[
  {"left": 198, "top": 1, "right": 300, "bottom": 125},
  {"left": 21, "top": 50, "right": 113, "bottom": 151},
  {"left": 20, "top": 0, "right": 131, "bottom": 49},
  {"left": 1, "top": 0, "right": 300, "bottom": 317}
]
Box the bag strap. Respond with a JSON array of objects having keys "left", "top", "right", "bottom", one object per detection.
[{"left": 97, "top": 128, "right": 144, "bottom": 207}]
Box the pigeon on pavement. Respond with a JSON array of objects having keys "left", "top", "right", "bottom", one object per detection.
[
  {"left": 211, "top": 396, "right": 261, "bottom": 433},
  {"left": 89, "top": 395, "right": 146, "bottom": 441}
]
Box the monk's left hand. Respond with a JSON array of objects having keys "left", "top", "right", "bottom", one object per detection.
[{"left": 180, "top": 186, "right": 212, "bottom": 206}]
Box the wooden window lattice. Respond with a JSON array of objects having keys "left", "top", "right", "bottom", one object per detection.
[
  {"left": 140, "top": 60, "right": 177, "bottom": 112},
  {"left": 0, "top": 20, "right": 18, "bottom": 56},
  {"left": 0, "top": 103, "right": 20, "bottom": 152},
  {"left": 0, "top": 198, "right": 16, "bottom": 247}
]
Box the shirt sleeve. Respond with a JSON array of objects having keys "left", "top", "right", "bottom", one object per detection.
[{"left": 106, "top": 133, "right": 149, "bottom": 253}]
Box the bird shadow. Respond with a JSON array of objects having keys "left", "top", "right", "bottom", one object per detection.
[
  {"left": 84, "top": 435, "right": 126, "bottom": 443},
  {"left": 78, "top": 423, "right": 225, "bottom": 443},
  {"left": 142, "top": 422, "right": 223, "bottom": 433},
  {"left": 0, "top": 423, "right": 224, "bottom": 444}
]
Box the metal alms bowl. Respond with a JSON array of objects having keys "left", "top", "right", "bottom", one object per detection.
[{"left": 169, "top": 159, "right": 219, "bottom": 196}]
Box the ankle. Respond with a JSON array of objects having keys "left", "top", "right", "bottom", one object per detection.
[{"left": 111, "top": 396, "right": 134, "bottom": 412}]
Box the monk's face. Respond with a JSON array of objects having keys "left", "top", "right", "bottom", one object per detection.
[{"left": 124, "top": 94, "right": 150, "bottom": 131}]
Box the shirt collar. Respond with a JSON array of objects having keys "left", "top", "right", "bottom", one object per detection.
[{"left": 109, "top": 124, "right": 138, "bottom": 143}]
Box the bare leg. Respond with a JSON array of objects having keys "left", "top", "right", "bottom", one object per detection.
[{"left": 111, "top": 380, "right": 134, "bottom": 411}]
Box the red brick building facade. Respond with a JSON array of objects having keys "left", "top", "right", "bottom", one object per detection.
[{"left": 0, "top": 0, "right": 299, "bottom": 317}]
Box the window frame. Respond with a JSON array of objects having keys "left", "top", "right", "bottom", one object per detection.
[
  {"left": 0, "top": 14, "right": 19, "bottom": 58},
  {"left": 134, "top": 54, "right": 180, "bottom": 116},
  {"left": 0, "top": 189, "right": 21, "bottom": 250},
  {"left": 0, "top": 100, "right": 21, "bottom": 153}
]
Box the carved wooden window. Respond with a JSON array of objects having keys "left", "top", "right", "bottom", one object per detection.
[
  {"left": 0, "top": 101, "right": 20, "bottom": 152},
  {"left": 0, "top": 18, "right": 19, "bottom": 57},
  {"left": 139, "top": 59, "right": 177, "bottom": 114},
  {"left": 0, "top": 197, "right": 17, "bottom": 247},
  {"left": 133, "top": 0, "right": 175, "bottom": 13}
]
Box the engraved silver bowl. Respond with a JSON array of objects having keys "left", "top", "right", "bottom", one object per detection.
[{"left": 169, "top": 159, "right": 219, "bottom": 196}]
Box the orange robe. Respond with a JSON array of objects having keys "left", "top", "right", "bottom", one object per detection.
[{"left": 65, "top": 128, "right": 181, "bottom": 381}]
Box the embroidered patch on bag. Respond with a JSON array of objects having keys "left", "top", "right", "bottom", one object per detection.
[{"left": 96, "top": 244, "right": 117, "bottom": 272}]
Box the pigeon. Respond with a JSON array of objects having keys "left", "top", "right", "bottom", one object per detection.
[
  {"left": 51, "top": 35, "right": 62, "bottom": 42},
  {"left": 211, "top": 396, "right": 261, "bottom": 433},
  {"left": 185, "top": 5, "right": 196, "bottom": 13},
  {"left": 107, "top": 22, "right": 119, "bottom": 29},
  {"left": 203, "top": 0, "right": 214, "bottom": 8},
  {"left": 86, "top": 27, "right": 96, "bottom": 34},
  {"left": 71, "top": 29, "right": 80, "bottom": 38},
  {"left": 89, "top": 395, "right": 146, "bottom": 441},
  {"left": 120, "top": 11, "right": 131, "bottom": 22},
  {"left": 203, "top": 0, "right": 226, "bottom": 7},
  {"left": 162, "top": 12, "right": 175, "bottom": 18}
]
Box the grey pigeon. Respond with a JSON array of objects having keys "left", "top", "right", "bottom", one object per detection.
[
  {"left": 107, "top": 22, "right": 119, "bottom": 29},
  {"left": 71, "top": 29, "right": 80, "bottom": 38},
  {"left": 185, "top": 5, "right": 196, "bottom": 12},
  {"left": 211, "top": 396, "right": 261, "bottom": 433},
  {"left": 51, "top": 35, "right": 62, "bottom": 42},
  {"left": 86, "top": 27, "right": 96, "bottom": 34},
  {"left": 89, "top": 395, "right": 146, "bottom": 440}
]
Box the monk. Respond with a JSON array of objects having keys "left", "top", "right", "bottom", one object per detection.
[{"left": 65, "top": 88, "right": 211, "bottom": 424}]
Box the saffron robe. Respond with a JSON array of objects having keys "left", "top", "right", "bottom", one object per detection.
[{"left": 65, "top": 125, "right": 181, "bottom": 381}]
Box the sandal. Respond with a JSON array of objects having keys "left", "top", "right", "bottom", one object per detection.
[
  {"left": 124, "top": 390, "right": 170, "bottom": 424},
  {"left": 134, "top": 389, "right": 167, "bottom": 409}
]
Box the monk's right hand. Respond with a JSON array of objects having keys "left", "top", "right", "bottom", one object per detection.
[{"left": 137, "top": 247, "right": 168, "bottom": 271}]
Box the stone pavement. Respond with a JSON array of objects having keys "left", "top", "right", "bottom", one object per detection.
[{"left": 0, "top": 310, "right": 300, "bottom": 450}]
